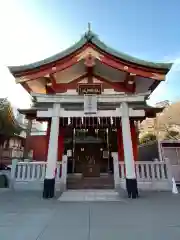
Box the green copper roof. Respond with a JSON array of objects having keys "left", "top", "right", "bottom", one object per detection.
[{"left": 9, "top": 30, "right": 172, "bottom": 74}]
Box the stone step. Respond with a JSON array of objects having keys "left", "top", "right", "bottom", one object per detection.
[
  {"left": 58, "top": 190, "right": 121, "bottom": 202},
  {"left": 67, "top": 175, "right": 114, "bottom": 189}
]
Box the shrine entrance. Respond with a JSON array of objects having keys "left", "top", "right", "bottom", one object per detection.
[
  {"left": 75, "top": 143, "right": 102, "bottom": 177},
  {"left": 67, "top": 128, "right": 114, "bottom": 189}
]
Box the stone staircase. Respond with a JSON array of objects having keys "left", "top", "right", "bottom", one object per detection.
[{"left": 67, "top": 174, "right": 114, "bottom": 189}]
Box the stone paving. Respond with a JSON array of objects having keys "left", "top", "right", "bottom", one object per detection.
[
  {"left": 58, "top": 189, "right": 122, "bottom": 202},
  {"left": 0, "top": 190, "right": 180, "bottom": 239}
]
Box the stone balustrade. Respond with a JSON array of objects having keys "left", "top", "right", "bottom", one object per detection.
[
  {"left": 119, "top": 161, "right": 168, "bottom": 181},
  {"left": 14, "top": 161, "right": 47, "bottom": 181},
  {"left": 10, "top": 155, "right": 67, "bottom": 191},
  {"left": 112, "top": 152, "right": 172, "bottom": 191}
]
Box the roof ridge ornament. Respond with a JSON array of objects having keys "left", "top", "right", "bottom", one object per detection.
[
  {"left": 84, "top": 22, "right": 95, "bottom": 41},
  {"left": 88, "top": 22, "right": 91, "bottom": 33}
]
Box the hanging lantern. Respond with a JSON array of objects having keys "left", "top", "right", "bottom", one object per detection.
[
  {"left": 92, "top": 117, "right": 94, "bottom": 128},
  {"left": 88, "top": 117, "right": 90, "bottom": 127},
  {"left": 98, "top": 117, "right": 100, "bottom": 125},
  {"left": 84, "top": 117, "right": 86, "bottom": 129},
  {"left": 96, "top": 128, "right": 99, "bottom": 139},
  {"left": 106, "top": 117, "right": 108, "bottom": 126},
  {"left": 110, "top": 117, "right": 113, "bottom": 125}
]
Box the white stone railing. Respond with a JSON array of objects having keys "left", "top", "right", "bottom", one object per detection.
[
  {"left": 136, "top": 161, "right": 168, "bottom": 181},
  {"left": 10, "top": 155, "right": 68, "bottom": 191},
  {"left": 14, "top": 161, "right": 47, "bottom": 181},
  {"left": 11, "top": 160, "right": 63, "bottom": 182},
  {"left": 119, "top": 162, "right": 125, "bottom": 179},
  {"left": 119, "top": 161, "right": 168, "bottom": 181},
  {"left": 112, "top": 152, "right": 171, "bottom": 190}
]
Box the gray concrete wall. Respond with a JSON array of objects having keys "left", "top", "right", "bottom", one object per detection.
[{"left": 138, "top": 141, "right": 159, "bottom": 161}]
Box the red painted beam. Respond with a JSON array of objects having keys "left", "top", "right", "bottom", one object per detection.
[
  {"left": 87, "top": 67, "right": 93, "bottom": 83},
  {"left": 68, "top": 73, "right": 88, "bottom": 85},
  {"left": 47, "top": 73, "right": 88, "bottom": 93},
  {"left": 49, "top": 74, "right": 57, "bottom": 87},
  {"left": 94, "top": 74, "right": 134, "bottom": 93},
  {"left": 124, "top": 73, "right": 136, "bottom": 92},
  {"left": 89, "top": 43, "right": 166, "bottom": 78},
  {"left": 14, "top": 44, "right": 89, "bottom": 77},
  {"left": 21, "top": 82, "right": 33, "bottom": 93},
  {"left": 19, "top": 55, "right": 79, "bottom": 81},
  {"left": 47, "top": 73, "right": 58, "bottom": 93},
  {"left": 15, "top": 41, "right": 165, "bottom": 83},
  {"left": 46, "top": 85, "right": 55, "bottom": 94},
  {"left": 100, "top": 56, "right": 161, "bottom": 80},
  {"left": 51, "top": 74, "right": 134, "bottom": 93}
]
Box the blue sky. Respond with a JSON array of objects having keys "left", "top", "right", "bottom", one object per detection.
[{"left": 0, "top": 0, "right": 180, "bottom": 107}]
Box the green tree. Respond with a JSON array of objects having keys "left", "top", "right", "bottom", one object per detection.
[
  {"left": 156, "top": 101, "right": 180, "bottom": 139},
  {"left": 0, "top": 99, "right": 22, "bottom": 146},
  {"left": 140, "top": 133, "right": 157, "bottom": 144},
  {"left": 164, "top": 130, "right": 179, "bottom": 140}
]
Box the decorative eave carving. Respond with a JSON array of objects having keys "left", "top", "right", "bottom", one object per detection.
[
  {"left": 151, "top": 73, "right": 165, "bottom": 80},
  {"left": 15, "top": 76, "right": 30, "bottom": 84},
  {"left": 84, "top": 54, "right": 96, "bottom": 67},
  {"left": 77, "top": 47, "right": 103, "bottom": 61}
]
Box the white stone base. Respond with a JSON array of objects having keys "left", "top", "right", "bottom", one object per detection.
[
  {"left": 119, "top": 180, "right": 172, "bottom": 191},
  {"left": 11, "top": 179, "right": 172, "bottom": 192},
  {"left": 12, "top": 180, "right": 63, "bottom": 192}
]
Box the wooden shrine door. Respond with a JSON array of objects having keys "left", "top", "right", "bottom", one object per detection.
[{"left": 76, "top": 143, "right": 101, "bottom": 177}]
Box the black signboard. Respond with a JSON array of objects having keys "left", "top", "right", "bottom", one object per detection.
[{"left": 78, "top": 84, "right": 102, "bottom": 95}]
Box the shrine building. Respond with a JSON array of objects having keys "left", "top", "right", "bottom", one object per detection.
[{"left": 8, "top": 29, "right": 172, "bottom": 198}]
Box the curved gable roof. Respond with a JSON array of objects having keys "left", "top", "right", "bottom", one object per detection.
[{"left": 9, "top": 30, "right": 172, "bottom": 74}]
